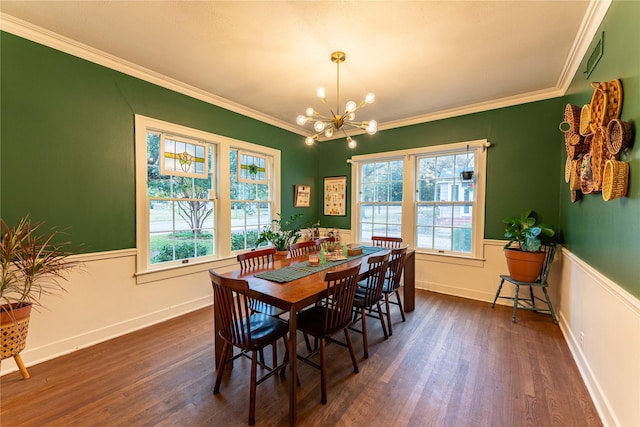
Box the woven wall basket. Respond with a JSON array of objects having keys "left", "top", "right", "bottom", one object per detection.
[
  {"left": 570, "top": 157, "right": 582, "bottom": 191},
  {"left": 606, "top": 119, "right": 634, "bottom": 155},
  {"left": 580, "top": 153, "right": 595, "bottom": 194},
  {"left": 590, "top": 127, "right": 613, "bottom": 191},
  {"left": 589, "top": 82, "right": 608, "bottom": 134},
  {"left": 560, "top": 104, "right": 582, "bottom": 142},
  {"left": 579, "top": 104, "right": 593, "bottom": 136},
  {"left": 602, "top": 159, "right": 629, "bottom": 201}
]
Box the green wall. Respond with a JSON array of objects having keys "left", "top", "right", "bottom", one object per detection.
[
  {"left": 0, "top": 33, "right": 317, "bottom": 252},
  {"left": 314, "top": 99, "right": 564, "bottom": 238},
  {"left": 2, "top": 1, "right": 637, "bottom": 296},
  {"left": 560, "top": 0, "right": 640, "bottom": 297}
]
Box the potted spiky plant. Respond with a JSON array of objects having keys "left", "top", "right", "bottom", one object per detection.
[
  {"left": 503, "top": 210, "right": 556, "bottom": 282},
  {"left": 1, "top": 216, "right": 80, "bottom": 379}
]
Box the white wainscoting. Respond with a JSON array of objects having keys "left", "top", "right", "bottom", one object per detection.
[{"left": 2, "top": 240, "right": 637, "bottom": 427}]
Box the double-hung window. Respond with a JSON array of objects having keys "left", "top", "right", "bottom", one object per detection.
[
  {"left": 352, "top": 140, "right": 488, "bottom": 259},
  {"left": 135, "top": 115, "right": 280, "bottom": 279}
]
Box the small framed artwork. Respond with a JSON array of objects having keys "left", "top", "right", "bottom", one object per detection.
[
  {"left": 294, "top": 184, "right": 311, "bottom": 208},
  {"left": 323, "top": 176, "right": 347, "bottom": 216}
]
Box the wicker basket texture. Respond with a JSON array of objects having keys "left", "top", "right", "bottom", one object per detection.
[
  {"left": 565, "top": 156, "right": 572, "bottom": 183},
  {"left": 1, "top": 316, "right": 30, "bottom": 359},
  {"left": 606, "top": 119, "right": 634, "bottom": 155},
  {"left": 603, "top": 79, "right": 623, "bottom": 126},
  {"left": 570, "top": 158, "right": 582, "bottom": 191},
  {"left": 602, "top": 159, "right": 629, "bottom": 201},
  {"left": 590, "top": 127, "right": 614, "bottom": 191},
  {"left": 579, "top": 104, "right": 593, "bottom": 136},
  {"left": 560, "top": 104, "right": 581, "bottom": 140},
  {"left": 589, "top": 82, "right": 608, "bottom": 133}
]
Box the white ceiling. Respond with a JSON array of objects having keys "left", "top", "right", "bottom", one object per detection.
[{"left": 0, "top": 1, "right": 608, "bottom": 138}]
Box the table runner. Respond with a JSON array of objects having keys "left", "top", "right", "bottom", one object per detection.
[{"left": 254, "top": 246, "right": 383, "bottom": 283}]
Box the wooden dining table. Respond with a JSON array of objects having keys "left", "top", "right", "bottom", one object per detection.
[{"left": 213, "top": 248, "right": 415, "bottom": 426}]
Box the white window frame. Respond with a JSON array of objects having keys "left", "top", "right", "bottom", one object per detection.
[
  {"left": 351, "top": 139, "right": 489, "bottom": 261},
  {"left": 134, "top": 115, "right": 281, "bottom": 283}
]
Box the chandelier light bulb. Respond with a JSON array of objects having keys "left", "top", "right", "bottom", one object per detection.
[
  {"left": 305, "top": 107, "right": 315, "bottom": 116},
  {"left": 316, "top": 87, "right": 326, "bottom": 99},
  {"left": 305, "top": 136, "right": 315, "bottom": 146},
  {"left": 314, "top": 121, "right": 326, "bottom": 132},
  {"left": 366, "top": 120, "right": 378, "bottom": 135},
  {"left": 324, "top": 128, "right": 334, "bottom": 137},
  {"left": 365, "top": 92, "right": 375, "bottom": 104},
  {"left": 296, "top": 115, "right": 308, "bottom": 125},
  {"left": 345, "top": 100, "right": 357, "bottom": 113},
  {"left": 347, "top": 137, "right": 357, "bottom": 149},
  {"left": 346, "top": 112, "right": 355, "bottom": 121}
]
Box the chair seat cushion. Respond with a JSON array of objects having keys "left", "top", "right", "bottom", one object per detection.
[
  {"left": 221, "top": 313, "right": 288, "bottom": 348},
  {"left": 297, "top": 306, "right": 349, "bottom": 337}
]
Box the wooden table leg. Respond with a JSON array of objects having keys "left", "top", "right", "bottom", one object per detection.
[
  {"left": 404, "top": 251, "right": 415, "bottom": 312},
  {"left": 288, "top": 306, "right": 298, "bottom": 426}
]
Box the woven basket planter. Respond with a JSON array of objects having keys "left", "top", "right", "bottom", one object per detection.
[
  {"left": 1, "top": 303, "right": 32, "bottom": 379},
  {"left": 602, "top": 159, "right": 629, "bottom": 201},
  {"left": 606, "top": 119, "right": 634, "bottom": 155}
]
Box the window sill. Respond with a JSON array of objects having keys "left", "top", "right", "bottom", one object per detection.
[
  {"left": 414, "top": 250, "right": 485, "bottom": 268},
  {"left": 135, "top": 256, "right": 238, "bottom": 285}
]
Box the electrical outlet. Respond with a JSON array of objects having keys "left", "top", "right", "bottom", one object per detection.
[{"left": 580, "top": 332, "right": 585, "bottom": 349}]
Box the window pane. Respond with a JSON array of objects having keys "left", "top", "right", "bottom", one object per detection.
[
  {"left": 359, "top": 159, "right": 403, "bottom": 240},
  {"left": 416, "top": 226, "right": 433, "bottom": 249}
]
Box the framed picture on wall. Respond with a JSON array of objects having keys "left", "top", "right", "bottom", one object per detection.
[
  {"left": 323, "top": 176, "right": 347, "bottom": 216},
  {"left": 294, "top": 184, "right": 311, "bottom": 208}
]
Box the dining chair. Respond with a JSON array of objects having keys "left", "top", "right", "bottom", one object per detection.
[
  {"left": 350, "top": 251, "right": 390, "bottom": 358},
  {"left": 296, "top": 263, "right": 362, "bottom": 404},
  {"left": 288, "top": 240, "right": 317, "bottom": 258},
  {"left": 209, "top": 269, "right": 290, "bottom": 426},
  {"left": 382, "top": 245, "right": 408, "bottom": 336},
  {"left": 491, "top": 244, "right": 558, "bottom": 324},
  {"left": 371, "top": 235, "right": 403, "bottom": 248},
  {"left": 237, "top": 248, "right": 284, "bottom": 317}
]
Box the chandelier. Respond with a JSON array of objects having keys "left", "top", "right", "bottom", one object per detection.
[{"left": 296, "top": 51, "right": 377, "bottom": 149}]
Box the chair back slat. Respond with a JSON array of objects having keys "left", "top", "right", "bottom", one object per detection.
[
  {"left": 359, "top": 252, "right": 390, "bottom": 306},
  {"left": 237, "top": 248, "right": 276, "bottom": 269},
  {"left": 209, "top": 270, "right": 253, "bottom": 348},
  {"left": 289, "top": 240, "right": 317, "bottom": 257},
  {"left": 321, "top": 263, "right": 361, "bottom": 335},
  {"left": 539, "top": 244, "right": 557, "bottom": 284},
  {"left": 372, "top": 235, "right": 403, "bottom": 248},
  {"left": 386, "top": 245, "right": 408, "bottom": 292}
]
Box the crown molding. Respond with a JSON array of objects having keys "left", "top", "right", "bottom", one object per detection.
[
  {"left": 556, "top": 0, "right": 612, "bottom": 91},
  {"left": 1, "top": 2, "right": 611, "bottom": 139}
]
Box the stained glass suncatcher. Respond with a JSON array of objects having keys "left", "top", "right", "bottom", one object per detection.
[
  {"left": 238, "top": 151, "right": 267, "bottom": 183},
  {"left": 160, "top": 134, "right": 207, "bottom": 178}
]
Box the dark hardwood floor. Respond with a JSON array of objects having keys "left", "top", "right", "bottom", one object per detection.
[{"left": 1, "top": 290, "right": 602, "bottom": 426}]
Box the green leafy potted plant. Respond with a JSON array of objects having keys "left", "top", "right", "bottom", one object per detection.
[
  {"left": 255, "top": 213, "right": 303, "bottom": 257},
  {"left": 1, "top": 216, "right": 80, "bottom": 379},
  {"left": 502, "top": 209, "right": 556, "bottom": 282}
]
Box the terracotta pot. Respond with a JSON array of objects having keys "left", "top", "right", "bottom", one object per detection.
[
  {"left": 274, "top": 250, "right": 289, "bottom": 259},
  {"left": 1, "top": 302, "right": 32, "bottom": 379},
  {"left": 504, "top": 248, "right": 545, "bottom": 282}
]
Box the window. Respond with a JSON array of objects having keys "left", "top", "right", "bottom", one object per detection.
[
  {"left": 359, "top": 159, "right": 403, "bottom": 241},
  {"left": 352, "top": 140, "right": 488, "bottom": 259},
  {"left": 230, "top": 149, "right": 272, "bottom": 251},
  {"left": 135, "top": 115, "right": 280, "bottom": 278}
]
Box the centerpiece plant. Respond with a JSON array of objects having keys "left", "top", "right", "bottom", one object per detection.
[{"left": 255, "top": 213, "right": 304, "bottom": 253}]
